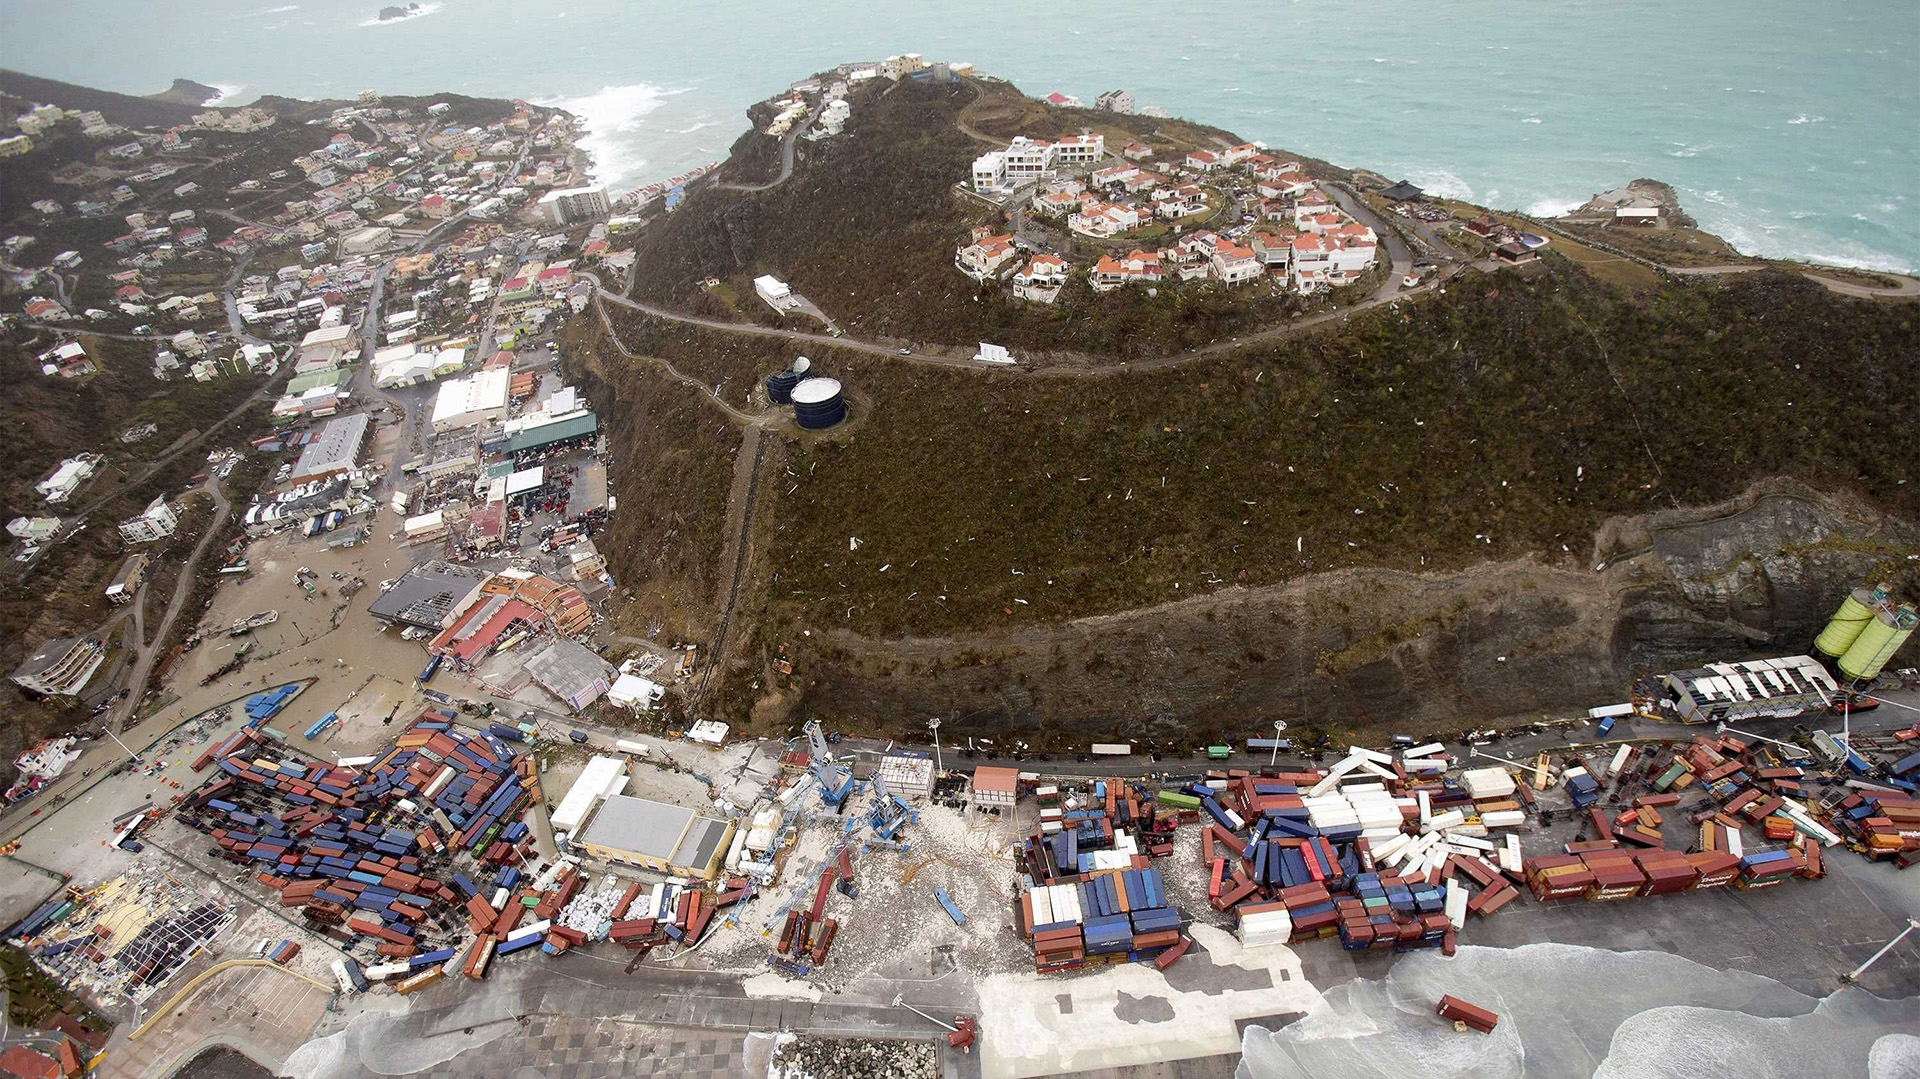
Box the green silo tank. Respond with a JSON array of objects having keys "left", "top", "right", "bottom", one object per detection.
[
  {"left": 1837, "top": 605, "right": 1916, "bottom": 682},
  {"left": 1814, "top": 588, "right": 1876, "bottom": 658}
]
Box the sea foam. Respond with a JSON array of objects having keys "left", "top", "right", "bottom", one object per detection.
[{"left": 1237, "top": 943, "right": 1920, "bottom": 1079}]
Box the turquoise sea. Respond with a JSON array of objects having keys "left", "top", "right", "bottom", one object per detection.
[{"left": 3, "top": 0, "right": 1913, "bottom": 270}]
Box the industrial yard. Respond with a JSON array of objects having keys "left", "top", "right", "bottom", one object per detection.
[{"left": 3, "top": 618, "right": 1917, "bottom": 1079}]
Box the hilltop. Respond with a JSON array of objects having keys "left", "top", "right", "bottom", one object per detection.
[
  {"left": 0, "top": 69, "right": 204, "bottom": 129},
  {"left": 623, "top": 77, "right": 1363, "bottom": 359},
  {"left": 576, "top": 71, "right": 1920, "bottom": 745}
]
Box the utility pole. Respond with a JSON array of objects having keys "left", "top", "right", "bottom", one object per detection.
[
  {"left": 928, "top": 717, "right": 943, "bottom": 776},
  {"left": 1843, "top": 919, "right": 1919, "bottom": 983},
  {"left": 1270, "top": 720, "right": 1288, "bottom": 766}
]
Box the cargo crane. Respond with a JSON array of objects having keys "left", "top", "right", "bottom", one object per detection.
[
  {"left": 806, "top": 721, "right": 853, "bottom": 808},
  {"left": 856, "top": 770, "right": 914, "bottom": 840}
]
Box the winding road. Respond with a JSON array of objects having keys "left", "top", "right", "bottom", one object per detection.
[
  {"left": 1662, "top": 261, "right": 1920, "bottom": 298},
  {"left": 108, "top": 471, "right": 233, "bottom": 735},
  {"left": 716, "top": 103, "right": 818, "bottom": 193}
]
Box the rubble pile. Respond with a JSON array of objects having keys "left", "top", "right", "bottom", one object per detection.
[{"left": 769, "top": 1035, "right": 938, "bottom": 1079}]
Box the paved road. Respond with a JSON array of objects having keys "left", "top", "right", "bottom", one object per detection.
[
  {"left": 107, "top": 472, "right": 234, "bottom": 736},
  {"left": 716, "top": 103, "right": 817, "bottom": 193},
  {"left": 589, "top": 291, "right": 781, "bottom": 428},
  {"left": 823, "top": 683, "right": 1920, "bottom": 784},
  {"left": 300, "top": 954, "right": 976, "bottom": 1079}
]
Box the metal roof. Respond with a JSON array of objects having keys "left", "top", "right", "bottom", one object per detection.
[
  {"left": 790, "top": 378, "right": 841, "bottom": 404},
  {"left": 577, "top": 793, "right": 731, "bottom": 871},
  {"left": 505, "top": 411, "right": 597, "bottom": 454},
  {"left": 289, "top": 411, "right": 369, "bottom": 481},
  {"left": 365, "top": 562, "right": 485, "bottom": 628}
]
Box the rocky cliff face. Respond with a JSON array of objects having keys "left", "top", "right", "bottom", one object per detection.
[{"left": 785, "top": 479, "right": 1916, "bottom": 745}]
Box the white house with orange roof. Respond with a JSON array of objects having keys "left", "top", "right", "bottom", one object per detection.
[
  {"left": 1122, "top": 171, "right": 1165, "bottom": 195},
  {"left": 1091, "top": 162, "right": 1139, "bottom": 188},
  {"left": 1331, "top": 221, "right": 1378, "bottom": 247},
  {"left": 1259, "top": 171, "right": 1318, "bottom": 199},
  {"left": 1153, "top": 185, "right": 1208, "bottom": 219},
  {"left": 1298, "top": 210, "right": 1345, "bottom": 234},
  {"left": 1325, "top": 233, "right": 1377, "bottom": 275},
  {"left": 1122, "top": 142, "right": 1153, "bottom": 160},
  {"left": 1294, "top": 188, "right": 1336, "bottom": 216},
  {"left": 1220, "top": 144, "right": 1258, "bottom": 166},
  {"left": 1091, "top": 249, "right": 1162, "bottom": 291},
  {"left": 1068, "top": 201, "right": 1142, "bottom": 238},
  {"left": 1210, "top": 243, "right": 1262, "bottom": 286},
  {"left": 956, "top": 232, "right": 1020, "bottom": 281},
  {"left": 1031, "top": 189, "right": 1086, "bottom": 218},
  {"left": 1184, "top": 149, "right": 1221, "bottom": 171},
  {"left": 1013, "top": 253, "right": 1070, "bottom": 303},
  {"left": 1250, "top": 230, "right": 1297, "bottom": 268}
]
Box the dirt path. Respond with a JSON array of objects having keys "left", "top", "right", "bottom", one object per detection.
[
  {"left": 695, "top": 426, "right": 767, "bottom": 704},
  {"left": 584, "top": 260, "right": 1461, "bottom": 382},
  {"left": 589, "top": 292, "right": 786, "bottom": 427},
  {"left": 1664, "top": 262, "right": 1920, "bottom": 298},
  {"left": 954, "top": 79, "right": 1010, "bottom": 149}
]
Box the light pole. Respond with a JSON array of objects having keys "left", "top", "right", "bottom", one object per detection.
[
  {"left": 1843, "top": 918, "right": 1920, "bottom": 983},
  {"left": 1270, "top": 720, "right": 1288, "bottom": 767},
  {"left": 928, "top": 718, "right": 943, "bottom": 776}
]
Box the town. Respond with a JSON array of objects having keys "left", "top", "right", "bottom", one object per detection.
[{"left": 0, "top": 52, "right": 1917, "bottom": 1079}]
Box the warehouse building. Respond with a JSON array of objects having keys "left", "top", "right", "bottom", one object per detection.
[
  {"left": 366, "top": 562, "right": 488, "bottom": 630},
  {"left": 287, "top": 411, "right": 371, "bottom": 484},
  {"left": 969, "top": 766, "right": 1019, "bottom": 810},
  {"left": 524, "top": 639, "right": 614, "bottom": 711},
  {"left": 1660, "top": 655, "right": 1839, "bottom": 724},
  {"left": 431, "top": 368, "right": 512, "bottom": 432},
  {"left": 878, "top": 749, "right": 936, "bottom": 799},
  {"left": 573, "top": 793, "right": 736, "bottom": 880}
]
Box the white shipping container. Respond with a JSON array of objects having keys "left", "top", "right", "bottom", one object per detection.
[{"left": 1444, "top": 881, "right": 1468, "bottom": 929}]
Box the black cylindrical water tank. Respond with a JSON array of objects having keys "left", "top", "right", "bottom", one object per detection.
[
  {"left": 791, "top": 377, "right": 846, "bottom": 429},
  {"left": 765, "top": 369, "right": 799, "bottom": 404}
]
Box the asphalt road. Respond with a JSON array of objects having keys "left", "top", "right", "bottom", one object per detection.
[{"left": 717, "top": 103, "right": 818, "bottom": 193}]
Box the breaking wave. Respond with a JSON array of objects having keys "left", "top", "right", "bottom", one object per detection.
[{"left": 540, "top": 82, "right": 679, "bottom": 190}]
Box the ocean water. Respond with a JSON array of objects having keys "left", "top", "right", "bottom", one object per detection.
[
  {"left": 1237, "top": 943, "right": 1920, "bottom": 1079},
  {"left": 1, "top": 0, "right": 1913, "bottom": 271}
]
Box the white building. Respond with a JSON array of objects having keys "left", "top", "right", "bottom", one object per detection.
[
  {"left": 7, "top": 516, "right": 61, "bottom": 542},
  {"left": 36, "top": 454, "right": 100, "bottom": 504},
  {"left": 970, "top": 134, "right": 1104, "bottom": 194},
  {"left": 536, "top": 186, "right": 611, "bottom": 226},
  {"left": 754, "top": 275, "right": 796, "bottom": 311},
  {"left": 955, "top": 233, "right": 1019, "bottom": 281},
  {"left": 1095, "top": 89, "right": 1135, "bottom": 114},
  {"left": 10, "top": 637, "right": 106, "bottom": 697},
  {"left": 1210, "top": 244, "right": 1263, "bottom": 286},
  {"left": 430, "top": 367, "right": 512, "bottom": 432},
  {"left": 119, "top": 495, "right": 179, "bottom": 545},
  {"left": 1013, "top": 254, "right": 1070, "bottom": 304},
  {"left": 551, "top": 754, "right": 628, "bottom": 834}
]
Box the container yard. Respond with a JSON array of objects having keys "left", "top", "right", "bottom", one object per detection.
[{"left": 4, "top": 613, "right": 1917, "bottom": 1079}]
